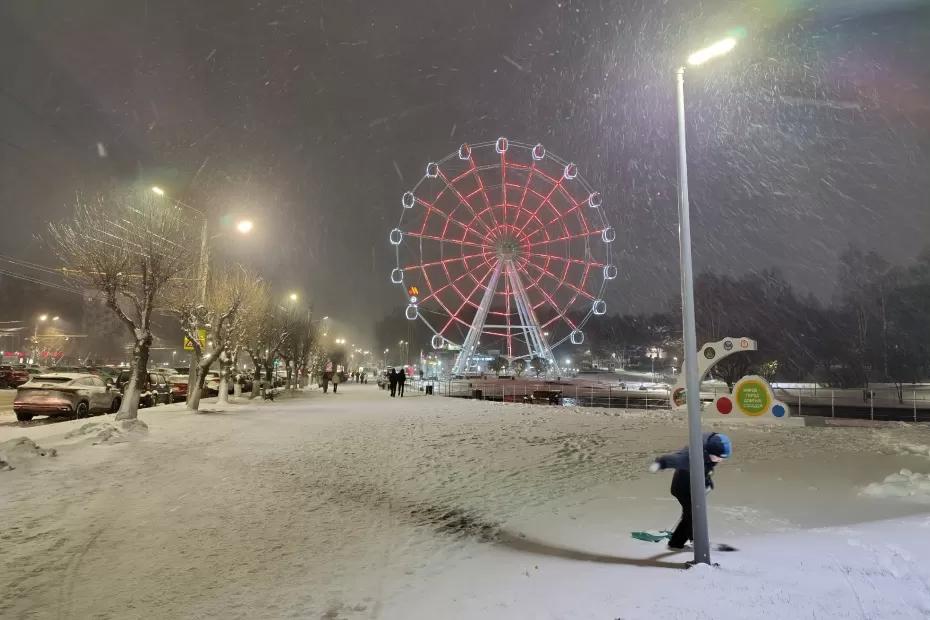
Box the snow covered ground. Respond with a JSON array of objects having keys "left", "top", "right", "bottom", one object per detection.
[{"left": 2, "top": 384, "right": 930, "bottom": 619}]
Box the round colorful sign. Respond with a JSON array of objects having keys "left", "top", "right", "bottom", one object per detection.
[{"left": 734, "top": 378, "right": 771, "bottom": 416}]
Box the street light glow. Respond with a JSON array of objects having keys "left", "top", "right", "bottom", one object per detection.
[
  {"left": 38, "top": 314, "right": 48, "bottom": 321},
  {"left": 236, "top": 219, "right": 254, "bottom": 234},
  {"left": 289, "top": 293, "right": 298, "bottom": 301},
  {"left": 687, "top": 37, "right": 737, "bottom": 66},
  {"left": 151, "top": 186, "right": 165, "bottom": 196},
  {"left": 52, "top": 316, "right": 60, "bottom": 321}
]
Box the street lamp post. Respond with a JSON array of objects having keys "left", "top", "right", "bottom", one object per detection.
[
  {"left": 675, "top": 36, "right": 737, "bottom": 566},
  {"left": 151, "top": 186, "right": 252, "bottom": 305}
]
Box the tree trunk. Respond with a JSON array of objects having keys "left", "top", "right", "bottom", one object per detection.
[
  {"left": 188, "top": 360, "right": 209, "bottom": 411},
  {"left": 116, "top": 336, "right": 150, "bottom": 420},
  {"left": 185, "top": 351, "right": 198, "bottom": 407},
  {"left": 218, "top": 374, "right": 229, "bottom": 403},
  {"left": 251, "top": 363, "right": 262, "bottom": 398}
]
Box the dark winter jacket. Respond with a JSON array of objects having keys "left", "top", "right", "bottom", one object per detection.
[{"left": 656, "top": 432, "right": 727, "bottom": 495}]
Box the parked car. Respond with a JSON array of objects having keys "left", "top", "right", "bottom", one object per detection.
[
  {"left": 115, "top": 369, "right": 172, "bottom": 407},
  {"left": 13, "top": 373, "right": 121, "bottom": 421},
  {"left": 204, "top": 371, "right": 235, "bottom": 396},
  {"left": 0, "top": 365, "right": 31, "bottom": 389},
  {"left": 167, "top": 374, "right": 189, "bottom": 403}
]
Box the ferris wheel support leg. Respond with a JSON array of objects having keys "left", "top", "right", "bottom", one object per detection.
[
  {"left": 452, "top": 262, "right": 503, "bottom": 377},
  {"left": 504, "top": 261, "right": 561, "bottom": 376}
]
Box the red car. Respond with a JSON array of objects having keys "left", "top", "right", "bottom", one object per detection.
[
  {"left": 167, "top": 374, "right": 189, "bottom": 403},
  {"left": 0, "top": 365, "right": 32, "bottom": 389}
]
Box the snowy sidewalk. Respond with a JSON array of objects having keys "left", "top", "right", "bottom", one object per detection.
[{"left": 2, "top": 383, "right": 929, "bottom": 619}]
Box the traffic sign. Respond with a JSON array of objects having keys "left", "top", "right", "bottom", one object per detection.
[{"left": 183, "top": 329, "right": 207, "bottom": 351}]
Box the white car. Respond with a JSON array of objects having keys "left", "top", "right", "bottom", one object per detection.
[{"left": 13, "top": 373, "right": 121, "bottom": 421}]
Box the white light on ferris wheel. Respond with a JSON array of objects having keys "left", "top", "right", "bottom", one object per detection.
[
  {"left": 603, "top": 265, "right": 618, "bottom": 280},
  {"left": 391, "top": 268, "right": 404, "bottom": 284},
  {"left": 425, "top": 162, "right": 439, "bottom": 178},
  {"left": 602, "top": 227, "right": 616, "bottom": 243},
  {"left": 588, "top": 192, "right": 602, "bottom": 208},
  {"left": 389, "top": 228, "right": 403, "bottom": 245},
  {"left": 431, "top": 334, "right": 446, "bottom": 350},
  {"left": 532, "top": 143, "right": 546, "bottom": 160},
  {"left": 458, "top": 143, "right": 471, "bottom": 160},
  {"left": 405, "top": 305, "right": 418, "bottom": 320},
  {"left": 593, "top": 299, "right": 607, "bottom": 315},
  {"left": 495, "top": 137, "right": 509, "bottom": 153},
  {"left": 402, "top": 191, "right": 415, "bottom": 209},
  {"left": 570, "top": 330, "right": 585, "bottom": 345},
  {"left": 563, "top": 163, "right": 578, "bottom": 180}
]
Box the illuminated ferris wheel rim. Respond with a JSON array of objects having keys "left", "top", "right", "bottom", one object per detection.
[{"left": 390, "top": 138, "right": 616, "bottom": 365}]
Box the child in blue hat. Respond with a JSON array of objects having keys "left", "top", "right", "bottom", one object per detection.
[{"left": 648, "top": 432, "right": 732, "bottom": 550}]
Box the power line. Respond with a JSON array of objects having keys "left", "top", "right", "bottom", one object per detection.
[{"left": 0, "top": 268, "right": 83, "bottom": 295}]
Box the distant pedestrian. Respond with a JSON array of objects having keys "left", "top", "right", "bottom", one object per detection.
[
  {"left": 322, "top": 372, "right": 330, "bottom": 393},
  {"left": 388, "top": 368, "right": 397, "bottom": 397},
  {"left": 332, "top": 371, "right": 341, "bottom": 393},
  {"left": 397, "top": 368, "right": 407, "bottom": 397}
]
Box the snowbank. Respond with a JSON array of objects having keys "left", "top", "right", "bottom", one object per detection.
[
  {"left": 862, "top": 469, "right": 930, "bottom": 502},
  {"left": 64, "top": 419, "right": 149, "bottom": 445},
  {"left": 0, "top": 436, "right": 57, "bottom": 471}
]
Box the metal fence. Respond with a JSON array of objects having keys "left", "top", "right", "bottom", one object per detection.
[
  {"left": 430, "top": 379, "right": 672, "bottom": 411},
  {"left": 418, "top": 379, "right": 930, "bottom": 423}
]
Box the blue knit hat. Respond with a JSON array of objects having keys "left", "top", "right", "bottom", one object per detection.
[{"left": 706, "top": 433, "right": 732, "bottom": 459}]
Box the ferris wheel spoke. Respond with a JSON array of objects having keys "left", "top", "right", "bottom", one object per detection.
[
  {"left": 436, "top": 168, "right": 496, "bottom": 238},
  {"left": 522, "top": 250, "right": 604, "bottom": 269},
  {"left": 405, "top": 230, "right": 492, "bottom": 251},
  {"left": 418, "top": 253, "right": 494, "bottom": 306},
  {"left": 437, "top": 260, "right": 500, "bottom": 336},
  {"left": 513, "top": 175, "right": 566, "bottom": 239},
  {"left": 415, "top": 196, "right": 491, "bottom": 243},
  {"left": 519, "top": 258, "right": 595, "bottom": 301},
  {"left": 462, "top": 156, "right": 503, "bottom": 231},
  {"left": 406, "top": 250, "right": 493, "bottom": 272},
  {"left": 526, "top": 228, "right": 604, "bottom": 249}
]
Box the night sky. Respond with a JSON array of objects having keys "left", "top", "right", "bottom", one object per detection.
[{"left": 2, "top": 0, "right": 928, "bottom": 341}]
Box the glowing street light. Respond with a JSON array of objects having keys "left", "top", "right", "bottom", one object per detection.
[
  {"left": 675, "top": 34, "right": 738, "bottom": 566},
  {"left": 289, "top": 293, "right": 299, "bottom": 302},
  {"left": 687, "top": 37, "right": 737, "bottom": 66},
  {"left": 151, "top": 185, "right": 165, "bottom": 196},
  {"left": 237, "top": 219, "right": 254, "bottom": 234}
]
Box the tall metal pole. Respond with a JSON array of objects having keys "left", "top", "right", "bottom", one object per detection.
[{"left": 676, "top": 66, "right": 711, "bottom": 565}]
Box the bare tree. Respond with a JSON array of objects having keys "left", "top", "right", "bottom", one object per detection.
[
  {"left": 242, "top": 300, "right": 289, "bottom": 397},
  {"left": 219, "top": 273, "right": 268, "bottom": 401},
  {"left": 167, "top": 265, "right": 255, "bottom": 410},
  {"left": 276, "top": 304, "right": 319, "bottom": 391},
  {"left": 48, "top": 189, "right": 196, "bottom": 419}
]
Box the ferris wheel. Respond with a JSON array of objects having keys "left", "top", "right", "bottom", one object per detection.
[{"left": 389, "top": 138, "right": 616, "bottom": 376}]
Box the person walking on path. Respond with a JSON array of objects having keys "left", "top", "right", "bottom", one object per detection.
[
  {"left": 648, "top": 432, "right": 732, "bottom": 550},
  {"left": 397, "top": 368, "right": 407, "bottom": 397},
  {"left": 332, "top": 371, "right": 341, "bottom": 393},
  {"left": 388, "top": 368, "right": 397, "bottom": 397},
  {"left": 322, "top": 371, "right": 330, "bottom": 393}
]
